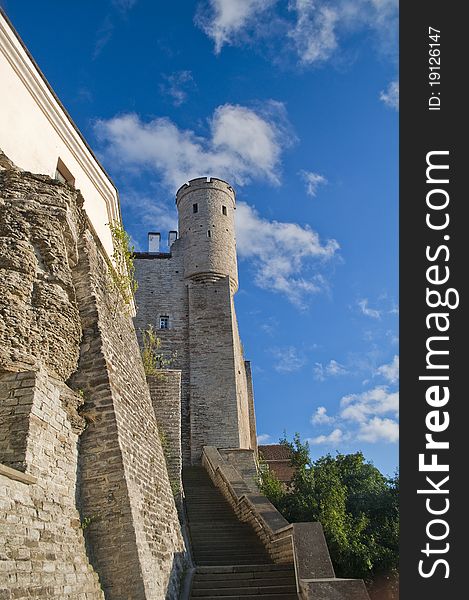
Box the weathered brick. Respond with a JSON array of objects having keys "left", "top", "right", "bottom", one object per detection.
[{"left": 1, "top": 158, "right": 187, "bottom": 599}]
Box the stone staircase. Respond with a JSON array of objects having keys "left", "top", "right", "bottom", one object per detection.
[{"left": 183, "top": 467, "right": 298, "bottom": 599}]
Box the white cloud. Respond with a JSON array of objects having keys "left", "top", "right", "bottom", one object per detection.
[
  {"left": 122, "top": 192, "right": 177, "bottom": 231},
  {"left": 196, "top": 0, "right": 398, "bottom": 65},
  {"left": 96, "top": 104, "right": 337, "bottom": 305},
  {"left": 160, "top": 71, "right": 195, "bottom": 106},
  {"left": 326, "top": 359, "right": 347, "bottom": 376},
  {"left": 288, "top": 0, "right": 339, "bottom": 64},
  {"left": 236, "top": 202, "right": 339, "bottom": 305},
  {"left": 308, "top": 380, "right": 399, "bottom": 446},
  {"left": 313, "top": 363, "right": 325, "bottom": 381},
  {"left": 313, "top": 359, "right": 348, "bottom": 381},
  {"left": 195, "top": 0, "right": 277, "bottom": 53},
  {"left": 300, "top": 170, "right": 327, "bottom": 197},
  {"left": 257, "top": 433, "right": 272, "bottom": 443},
  {"left": 376, "top": 355, "right": 399, "bottom": 384},
  {"left": 340, "top": 385, "right": 399, "bottom": 422},
  {"left": 309, "top": 428, "right": 344, "bottom": 445},
  {"left": 271, "top": 346, "right": 307, "bottom": 373},
  {"left": 94, "top": 101, "right": 292, "bottom": 190},
  {"left": 380, "top": 80, "right": 399, "bottom": 110},
  {"left": 94, "top": 1, "right": 138, "bottom": 58},
  {"left": 357, "top": 417, "right": 399, "bottom": 443},
  {"left": 289, "top": 0, "right": 398, "bottom": 65},
  {"left": 94, "top": 16, "right": 114, "bottom": 59},
  {"left": 112, "top": 0, "right": 137, "bottom": 12},
  {"left": 311, "top": 406, "right": 334, "bottom": 425},
  {"left": 358, "top": 298, "right": 381, "bottom": 319}
]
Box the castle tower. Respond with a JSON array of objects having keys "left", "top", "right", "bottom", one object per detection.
[
  {"left": 134, "top": 177, "right": 257, "bottom": 465},
  {"left": 176, "top": 177, "right": 238, "bottom": 291}
]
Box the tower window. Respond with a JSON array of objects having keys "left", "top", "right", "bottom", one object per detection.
[
  {"left": 159, "top": 315, "right": 169, "bottom": 329},
  {"left": 207, "top": 230, "right": 211, "bottom": 238},
  {"left": 193, "top": 203, "right": 198, "bottom": 213},
  {"left": 222, "top": 205, "right": 227, "bottom": 216}
]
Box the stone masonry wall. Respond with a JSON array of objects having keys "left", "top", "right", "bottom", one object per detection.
[
  {"left": 134, "top": 246, "right": 191, "bottom": 465},
  {"left": 244, "top": 361, "right": 258, "bottom": 454},
  {"left": 176, "top": 178, "right": 238, "bottom": 289},
  {"left": 147, "top": 371, "right": 183, "bottom": 498},
  {"left": 187, "top": 276, "right": 240, "bottom": 462},
  {"left": 0, "top": 159, "right": 81, "bottom": 380},
  {"left": 0, "top": 369, "right": 104, "bottom": 599},
  {"left": 70, "top": 226, "right": 187, "bottom": 600},
  {"left": 0, "top": 153, "right": 187, "bottom": 599},
  {"left": 230, "top": 297, "right": 252, "bottom": 450}
]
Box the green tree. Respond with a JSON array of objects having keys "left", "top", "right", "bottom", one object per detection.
[{"left": 258, "top": 434, "right": 399, "bottom": 600}]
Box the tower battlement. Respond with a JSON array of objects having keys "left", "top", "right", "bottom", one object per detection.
[{"left": 175, "top": 177, "right": 235, "bottom": 206}]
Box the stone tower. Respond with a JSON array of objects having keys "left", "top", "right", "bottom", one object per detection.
[
  {"left": 134, "top": 177, "right": 257, "bottom": 465},
  {"left": 177, "top": 178, "right": 238, "bottom": 290}
]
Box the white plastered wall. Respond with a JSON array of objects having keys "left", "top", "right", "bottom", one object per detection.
[{"left": 0, "top": 12, "right": 119, "bottom": 261}]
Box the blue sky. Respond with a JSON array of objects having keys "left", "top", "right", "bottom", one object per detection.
[{"left": 4, "top": 0, "right": 398, "bottom": 475}]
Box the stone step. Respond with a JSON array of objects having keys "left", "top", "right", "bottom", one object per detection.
[
  {"left": 191, "top": 541, "right": 266, "bottom": 549},
  {"left": 190, "top": 542, "right": 266, "bottom": 551},
  {"left": 192, "top": 574, "right": 296, "bottom": 589},
  {"left": 186, "top": 499, "right": 233, "bottom": 505},
  {"left": 184, "top": 468, "right": 298, "bottom": 599},
  {"left": 186, "top": 510, "right": 238, "bottom": 517},
  {"left": 194, "top": 571, "right": 295, "bottom": 582},
  {"left": 189, "top": 531, "right": 256, "bottom": 537},
  {"left": 192, "top": 586, "right": 297, "bottom": 597},
  {"left": 193, "top": 553, "right": 270, "bottom": 561},
  {"left": 195, "top": 565, "right": 294, "bottom": 574},
  {"left": 191, "top": 532, "right": 263, "bottom": 548},
  {"left": 191, "top": 590, "right": 298, "bottom": 600},
  {"left": 194, "top": 554, "right": 271, "bottom": 567},
  {"left": 188, "top": 525, "right": 255, "bottom": 531}
]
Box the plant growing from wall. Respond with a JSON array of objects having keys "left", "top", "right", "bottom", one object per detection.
[
  {"left": 80, "top": 515, "right": 98, "bottom": 530},
  {"left": 107, "top": 220, "right": 138, "bottom": 310},
  {"left": 141, "top": 324, "right": 176, "bottom": 376}
]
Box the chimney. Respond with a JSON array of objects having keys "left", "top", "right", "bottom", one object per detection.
[
  {"left": 148, "top": 232, "right": 160, "bottom": 254},
  {"left": 168, "top": 230, "right": 178, "bottom": 247}
]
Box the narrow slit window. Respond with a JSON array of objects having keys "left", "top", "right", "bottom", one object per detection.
[
  {"left": 159, "top": 315, "right": 169, "bottom": 329},
  {"left": 193, "top": 203, "right": 198, "bottom": 213},
  {"left": 207, "top": 230, "right": 211, "bottom": 238},
  {"left": 222, "top": 205, "right": 227, "bottom": 216}
]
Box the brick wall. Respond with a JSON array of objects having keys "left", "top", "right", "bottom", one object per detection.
[
  {"left": 70, "top": 227, "right": 187, "bottom": 600},
  {"left": 0, "top": 154, "right": 188, "bottom": 599},
  {"left": 134, "top": 247, "right": 191, "bottom": 465},
  {"left": 134, "top": 178, "right": 255, "bottom": 465},
  {"left": 147, "top": 371, "right": 183, "bottom": 497},
  {"left": 176, "top": 178, "right": 238, "bottom": 290},
  {"left": 244, "top": 361, "right": 258, "bottom": 454},
  {"left": 230, "top": 298, "right": 252, "bottom": 450},
  {"left": 0, "top": 369, "right": 104, "bottom": 599},
  {"left": 188, "top": 277, "right": 240, "bottom": 462}
]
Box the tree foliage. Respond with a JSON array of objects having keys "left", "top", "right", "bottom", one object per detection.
[{"left": 258, "top": 434, "right": 399, "bottom": 599}]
